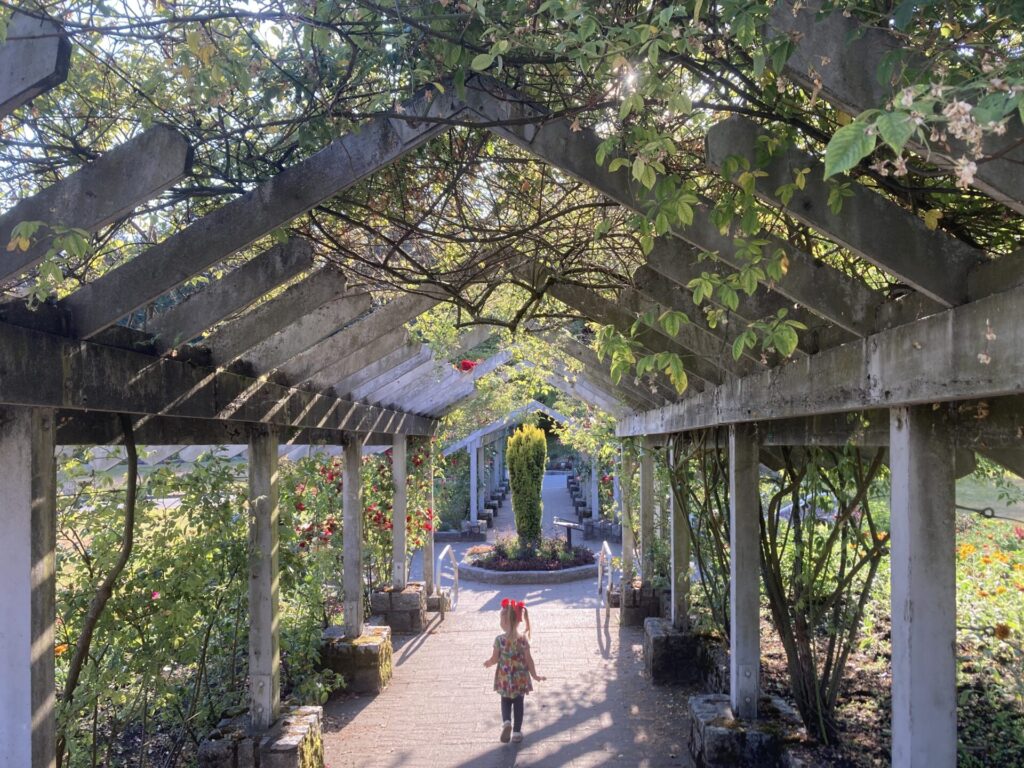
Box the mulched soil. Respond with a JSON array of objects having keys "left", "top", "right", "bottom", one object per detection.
[{"left": 466, "top": 544, "right": 595, "bottom": 571}]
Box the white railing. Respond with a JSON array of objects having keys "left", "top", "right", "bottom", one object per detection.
[
  {"left": 597, "top": 540, "right": 613, "bottom": 596},
  {"left": 436, "top": 544, "right": 459, "bottom": 611}
]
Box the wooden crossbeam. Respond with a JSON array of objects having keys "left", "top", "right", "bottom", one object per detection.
[
  {"left": 383, "top": 350, "right": 512, "bottom": 411},
  {"left": 330, "top": 334, "right": 423, "bottom": 396},
  {"left": 61, "top": 88, "right": 468, "bottom": 338},
  {"left": 706, "top": 117, "right": 981, "bottom": 307},
  {"left": 237, "top": 291, "right": 372, "bottom": 374},
  {"left": 350, "top": 348, "right": 438, "bottom": 402},
  {"left": 145, "top": 239, "right": 312, "bottom": 351},
  {"left": 282, "top": 291, "right": 439, "bottom": 386},
  {"left": 466, "top": 77, "right": 880, "bottom": 336},
  {"left": 0, "top": 125, "right": 192, "bottom": 283},
  {"left": 0, "top": 319, "right": 435, "bottom": 435},
  {"left": 617, "top": 282, "right": 1024, "bottom": 436},
  {"left": 768, "top": 0, "right": 1024, "bottom": 213},
  {"left": 202, "top": 267, "right": 348, "bottom": 365},
  {"left": 0, "top": 12, "right": 71, "bottom": 117}
]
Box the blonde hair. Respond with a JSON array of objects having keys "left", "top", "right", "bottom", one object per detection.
[{"left": 502, "top": 603, "right": 531, "bottom": 642}]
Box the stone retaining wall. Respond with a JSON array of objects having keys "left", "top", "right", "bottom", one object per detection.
[
  {"left": 198, "top": 706, "right": 324, "bottom": 768},
  {"left": 458, "top": 560, "right": 598, "bottom": 585},
  {"left": 320, "top": 625, "right": 393, "bottom": 694}
]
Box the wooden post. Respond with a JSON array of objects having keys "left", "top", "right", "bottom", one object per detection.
[
  {"left": 729, "top": 423, "right": 760, "bottom": 720},
  {"left": 391, "top": 434, "right": 407, "bottom": 590},
  {"left": 469, "top": 440, "right": 479, "bottom": 524},
  {"left": 640, "top": 439, "right": 655, "bottom": 580},
  {"left": 247, "top": 427, "right": 281, "bottom": 730},
  {"left": 0, "top": 407, "right": 56, "bottom": 768},
  {"left": 670, "top": 443, "right": 690, "bottom": 631},
  {"left": 890, "top": 407, "right": 956, "bottom": 767},
  {"left": 343, "top": 438, "right": 364, "bottom": 638},
  {"left": 620, "top": 447, "right": 635, "bottom": 584},
  {"left": 590, "top": 456, "right": 600, "bottom": 520},
  {"left": 423, "top": 440, "right": 435, "bottom": 595}
]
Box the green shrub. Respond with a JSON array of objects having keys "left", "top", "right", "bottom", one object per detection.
[{"left": 507, "top": 424, "right": 546, "bottom": 545}]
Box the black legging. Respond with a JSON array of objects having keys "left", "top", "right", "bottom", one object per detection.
[{"left": 500, "top": 695, "right": 524, "bottom": 731}]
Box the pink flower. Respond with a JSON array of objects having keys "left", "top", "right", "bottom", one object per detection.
[{"left": 151, "top": 591, "right": 160, "bottom": 600}]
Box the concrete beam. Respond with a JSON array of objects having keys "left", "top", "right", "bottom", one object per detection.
[
  {"left": 889, "top": 406, "right": 956, "bottom": 766},
  {"left": 352, "top": 350, "right": 438, "bottom": 403},
  {"left": 0, "top": 12, "right": 71, "bottom": 117},
  {"left": 469, "top": 438, "right": 479, "bottom": 523},
  {"left": 323, "top": 329, "right": 411, "bottom": 393},
  {"left": 342, "top": 439, "right": 363, "bottom": 637},
  {"left": 239, "top": 291, "right": 372, "bottom": 374},
  {"left": 384, "top": 350, "right": 511, "bottom": 412},
  {"left": 467, "top": 77, "right": 878, "bottom": 336},
  {"left": 1, "top": 125, "right": 192, "bottom": 283},
  {"left": 729, "top": 423, "right": 760, "bottom": 720},
  {"left": 203, "top": 267, "right": 348, "bottom": 365},
  {"left": 247, "top": 427, "right": 281, "bottom": 729},
  {"left": 617, "top": 282, "right": 1024, "bottom": 436},
  {"left": 145, "top": 239, "right": 312, "bottom": 350},
  {"left": 0, "top": 319, "right": 436, "bottom": 435},
  {"left": 620, "top": 448, "right": 635, "bottom": 583},
  {"left": 283, "top": 292, "right": 439, "bottom": 386},
  {"left": 706, "top": 117, "right": 980, "bottom": 307},
  {"left": 0, "top": 407, "right": 56, "bottom": 768},
  {"left": 332, "top": 337, "right": 425, "bottom": 398},
  {"left": 639, "top": 440, "right": 656, "bottom": 579},
  {"left": 768, "top": 1, "right": 1024, "bottom": 214},
  {"left": 62, "top": 87, "right": 468, "bottom": 338},
  {"left": 670, "top": 445, "right": 690, "bottom": 630}
]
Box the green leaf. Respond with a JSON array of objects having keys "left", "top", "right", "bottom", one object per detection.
[
  {"left": 664, "top": 355, "right": 688, "bottom": 394},
  {"left": 470, "top": 53, "right": 494, "bottom": 71},
  {"left": 774, "top": 325, "right": 799, "bottom": 357},
  {"left": 876, "top": 111, "right": 915, "bottom": 153},
  {"left": 823, "top": 122, "right": 877, "bottom": 178}
]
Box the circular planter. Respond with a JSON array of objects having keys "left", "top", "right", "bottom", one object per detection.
[{"left": 459, "top": 559, "right": 598, "bottom": 585}]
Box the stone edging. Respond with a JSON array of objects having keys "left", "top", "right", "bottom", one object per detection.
[{"left": 458, "top": 560, "right": 598, "bottom": 584}]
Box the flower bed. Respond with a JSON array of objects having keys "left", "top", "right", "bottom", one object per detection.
[{"left": 465, "top": 536, "right": 595, "bottom": 572}]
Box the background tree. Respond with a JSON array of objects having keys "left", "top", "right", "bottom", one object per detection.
[{"left": 506, "top": 424, "right": 546, "bottom": 545}]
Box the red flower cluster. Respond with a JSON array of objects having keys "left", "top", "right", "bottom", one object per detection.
[{"left": 456, "top": 359, "right": 478, "bottom": 372}]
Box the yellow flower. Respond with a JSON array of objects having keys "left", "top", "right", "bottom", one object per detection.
[
  {"left": 993, "top": 551, "right": 1010, "bottom": 564},
  {"left": 958, "top": 543, "right": 977, "bottom": 559},
  {"left": 994, "top": 624, "right": 1012, "bottom": 640},
  {"left": 995, "top": 586, "right": 1007, "bottom": 595}
]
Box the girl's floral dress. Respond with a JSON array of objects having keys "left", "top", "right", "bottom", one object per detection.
[{"left": 492, "top": 634, "right": 533, "bottom": 698}]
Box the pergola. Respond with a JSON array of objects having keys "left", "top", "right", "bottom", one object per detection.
[{"left": 2, "top": 3, "right": 1022, "bottom": 767}]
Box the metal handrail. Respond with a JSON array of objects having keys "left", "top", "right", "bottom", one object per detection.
[
  {"left": 436, "top": 544, "right": 459, "bottom": 611},
  {"left": 597, "top": 540, "right": 613, "bottom": 595}
]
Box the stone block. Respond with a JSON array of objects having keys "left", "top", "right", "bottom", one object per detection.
[
  {"left": 369, "top": 591, "right": 391, "bottom": 614},
  {"left": 427, "top": 590, "right": 451, "bottom": 612},
  {"left": 621, "top": 582, "right": 662, "bottom": 626},
  {"left": 320, "top": 625, "right": 393, "bottom": 693},
  {"left": 688, "top": 694, "right": 804, "bottom": 768},
  {"left": 643, "top": 618, "right": 722, "bottom": 685},
  {"left": 237, "top": 738, "right": 258, "bottom": 768},
  {"left": 260, "top": 705, "right": 324, "bottom": 768},
  {"left": 197, "top": 736, "right": 236, "bottom": 768}
]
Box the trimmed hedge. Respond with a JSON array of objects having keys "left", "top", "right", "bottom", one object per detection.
[{"left": 506, "top": 424, "right": 546, "bottom": 544}]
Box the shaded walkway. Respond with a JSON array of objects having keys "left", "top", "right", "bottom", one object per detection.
[{"left": 323, "top": 475, "right": 691, "bottom": 767}]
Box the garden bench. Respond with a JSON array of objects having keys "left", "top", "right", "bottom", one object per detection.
[{"left": 552, "top": 517, "right": 584, "bottom": 549}]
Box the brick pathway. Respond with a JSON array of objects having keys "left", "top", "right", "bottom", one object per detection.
[{"left": 322, "top": 475, "right": 694, "bottom": 768}]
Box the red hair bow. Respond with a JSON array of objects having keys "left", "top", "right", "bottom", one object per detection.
[{"left": 501, "top": 598, "right": 525, "bottom": 615}]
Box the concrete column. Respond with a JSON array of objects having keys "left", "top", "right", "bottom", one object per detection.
[
  {"left": 469, "top": 440, "right": 479, "bottom": 524},
  {"left": 590, "top": 457, "right": 600, "bottom": 520},
  {"left": 729, "top": 423, "right": 760, "bottom": 720},
  {"left": 639, "top": 439, "right": 655, "bottom": 580},
  {"left": 247, "top": 427, "right": 281, "bottom": 730},
  {"left": 0, "top": 407, "right": 56, "bottom": 768},
  {"left": 496, "top": 437, "right": 505, "bottom": 484},
  {"left": 620, "top": 449, "right": 635, "bottom": 584},
  {"left": 343, "top": 438, "right": 364, "bottom": 638},
  {"left": 612, "top": 473, "right": 621, "bottom": 523},
  {"left": 890, "top": 407, "right": 956, "bottom": 768},
  {"left": 391, "top": 434, "right": 407, "bottom": 590},
  {"left": 423, "top": 441, "right": 435, "bottom": 595},
  {"left": 670, "top": 444, "right": 690, "bottom": 631}
]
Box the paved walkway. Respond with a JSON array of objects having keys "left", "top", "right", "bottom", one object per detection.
[{"left": 322, "top": 474, "right": 694, "bottom": 768}]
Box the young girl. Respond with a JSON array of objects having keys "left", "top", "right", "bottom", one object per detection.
[{"left": 483, "top": 598, "right": 545, "bottom": 743}]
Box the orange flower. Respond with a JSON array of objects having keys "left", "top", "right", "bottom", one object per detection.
[
  {"left": 992, "top": 551, "right": 1010, "bottom": 564},
  {"left": 994, "top": 624, "right": 1012, "bottom": 640},
  {"left": 978, "top": 590, "right": 989, "bottom": 597},
  {"left": 981, "top": 555, "right": 993, "bottom": 565},
  {"left": 958, "top": 543, "right": 977, "bottom": 558},
  {"left": 55, "top": 643, "right": 69, "bottom": 656}
]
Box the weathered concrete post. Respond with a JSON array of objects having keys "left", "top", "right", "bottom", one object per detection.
[
  {"left": 590, "top": 456, "right": 600, "bottom": 520},
  {"left": 469, "top": 439, "right": 479, "bottom": 524},
  {"left": 423, "top": 440, "right": 435, "bottom": 595},
  {"left": 0, "top": 407, "right": 56, "bottom": 768},
  {"left": 639, "top": 438, "right": 656, "bottom": 580},
  {"left": 391, "top": 434, "right": 407, "bottom": 590},
  {"left": 247, "top": 427, "right": 281, "bottom": 730},
  {"left": 620, "top": 447, "right": 635, "bottom": 584},
  {"left": 343, "top": 438, "right": 364, "bottom": 638},
  {"left": 890, "top": 407, "right": 956, "bottom": 768},
  {"left": 669, "top": 443, "right": 690, "bottom": 631},
  {"left": 729, "top": 423, "right": 760, "bottom": 720}
]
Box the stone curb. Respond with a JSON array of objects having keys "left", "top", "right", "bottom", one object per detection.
[{"left": 458, "top": 560, "right": 598, "bottom": 584}]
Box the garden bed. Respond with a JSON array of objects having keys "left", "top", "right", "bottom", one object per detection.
[{"left": 460, "top": 536, "right": 598, "bottom": 584}]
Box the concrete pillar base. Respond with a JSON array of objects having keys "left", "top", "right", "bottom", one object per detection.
[
  {"left": 369, "top": 581, "right": 428, "bottom": 633},
  {"left": 320, "top": 625, "right": 393, "bottom": 694},
  {"left": 688, "top": 694, "right": 804, "bottom": 768},
  {"left": 198, "top": 705, "right": 324, "bottom": 768},
  {"left": 620, "top": 581, "right": 663, "bottom": 626}
]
